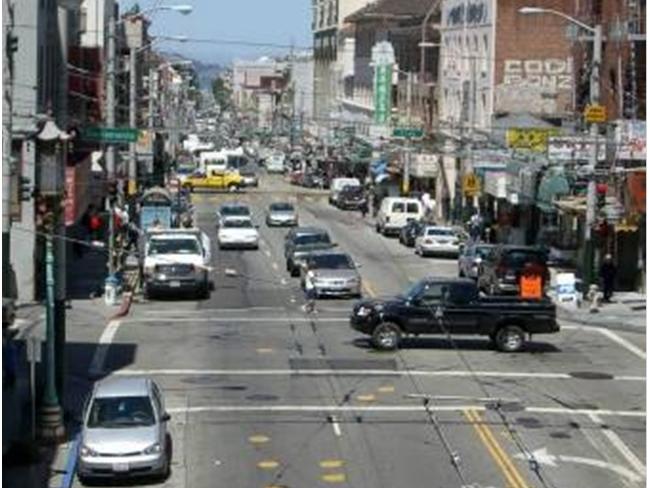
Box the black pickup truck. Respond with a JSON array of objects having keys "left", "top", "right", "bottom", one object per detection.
[{"left": 350, "top": 278, "right": 559, "bottom": 352}]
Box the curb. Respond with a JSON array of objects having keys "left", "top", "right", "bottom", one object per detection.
[
  {"left": 110, "top": 292, "right": 133, "bottom": 320},
  {"left": 557, "top": 308, "right": 645, "bottom": 333},
  {"left": 59, "top": 434, "right": 80, "bottom": 488}
]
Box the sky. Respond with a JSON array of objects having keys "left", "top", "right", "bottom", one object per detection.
[{"left": 127, "top": 0, "right": 313, "bottom": 65}]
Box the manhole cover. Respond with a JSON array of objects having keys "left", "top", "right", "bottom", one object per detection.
[
  {"left": 246, "top": 394, "right": 279, "bottom": 401},
  {"left": 516, "top": 417, "right": 543, "bottom": 429},
  {"left": 289, "top": 358, "right": 397, "bottom": 371},
  {"left": 550, "top": 431, "right": 571, "bottom": 439},
  {"left": 569, "top": 371, "right": 614, "bottom": 380}
]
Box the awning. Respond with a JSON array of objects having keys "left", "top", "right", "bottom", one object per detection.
[{"left": 537, "top": 170, "right": 570, "bottom": 212}]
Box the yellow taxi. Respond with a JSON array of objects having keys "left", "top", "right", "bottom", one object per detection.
[{"left": 182, "top": 169, "right": 243, "bottom": 192}]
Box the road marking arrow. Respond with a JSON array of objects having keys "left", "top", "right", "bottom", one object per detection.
[{"left": 514, "top": 448, "right": 644, "bottom": 483}]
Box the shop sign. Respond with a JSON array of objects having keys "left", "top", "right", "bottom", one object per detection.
[
  {"left": 615, "top": 119, "right": 646, "bottom": 160},
  {"left": 584, "top": 104, "right": 607, "bottom": 123},
  {"left": 136, "top": 130, "right": 153, "bottom": 155},
  {"left": 412, "top": 154, "right": 439, "bottom": 178},
  {"left": 547, "top": 136, "right": 606, "bottom": 161},
  {"left": 484, "top": 171, "right": 507, "bottom": 198},
  {"left": 506, "top": 128, "right": 560, "bottom": 152},
  {"left": 556, "top": 272, "right": 578, "bottom": 308},
  {"left": 462, "top": 173, "right": 481, "bottom": 196}
]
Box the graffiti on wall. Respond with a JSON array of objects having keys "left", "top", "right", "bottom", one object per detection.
[{"left": 503, "top": 58, "right": 573, "bottom": 91}]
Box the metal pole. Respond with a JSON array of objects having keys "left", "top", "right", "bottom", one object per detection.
[
  {"left": 38, "top": 230, "right": 65, "bottom": 441},
  {"left": 3, "top": 0, "right": 14, "bottom": 303},
  {"left": 105, "top": 0, "right": 116, "bottom": 178},
  {"left": 128, "top": 47, "right": 137, "bottom": 195},
  {"left": 583, "top": 24, "right": 602, "bottom": 287},
  {"left": 403, "top": 73, "right": 413, "bottom": 195}
]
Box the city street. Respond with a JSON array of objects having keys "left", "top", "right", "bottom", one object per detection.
[{"left": 67, "top": 175, "right": 646, "bottom": 488}]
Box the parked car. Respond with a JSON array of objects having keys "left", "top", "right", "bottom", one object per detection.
[
  {"left": 266, "top": 153, "right": 286, "bottom": 173},
  {"left": 329, "top": 177, "right": 360, "bottom": 205},
  {"left": 266, "top": 202, "right": 298, "bottom": 227},
  {"left": 399, "top": 220, "right": 425, "bottom": 247},
  {"left": 284, "top": 227, "right": 336, "bottom": 277},
  {"left": 376, "top": 197, "right": 423, "bottom": 236},
  {"left": 142, "top": 229, "right": 211, "bottom": 299},
  {"left": 216, "top": 202, "right": 251, "bottom": 228},
  {"left": 477, "top": 245, "right": 549, "bottom": 295},
  {"left": 77, "top": 377, "right": 172, "bottom": 484},
  {"left": 217, "top": 217, "right": 260, "bottom": 249},
  {"left": 300, "top": 251, "right": 362, "bottom": 298},
  {"left": 415, "top": 226, "right": 461, "bottom": 257},
  {"left": 350, "top": 278, "right": 559, "bottom": 352},
  {"left": 458, "top": 243, "right": 495, "bottom": 279},
  {"left": 301, "top": 172, "right": 325, "bottom": 189},
  {"left": 239, "top": 168, "right": 259, "bottom": 187},
  {"left": 335, "top": 185, "right": 367, "bottom": 210}
]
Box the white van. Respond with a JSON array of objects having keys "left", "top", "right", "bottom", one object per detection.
[
  {"left": 329, "top": 177, "right": 361, "bottom": 205},
  {"left": 376, "top": 197, "right": 424, "bottom": 236}
]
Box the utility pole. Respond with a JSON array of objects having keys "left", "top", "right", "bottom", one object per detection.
[
  {"left": 583, "top": 24, "right": 603, "bottom": 287},
  {"left": 3, "top": 0, "right": 15, "bottom": 301},
  {"left": 128, "top": 47, "right": 137, "bottom": 195},
  {"left": 105, "top": 0, "right": 116, "bottom": 275},
  {"left": 403, "top": 72, "right": 413, "bottom": 195}
]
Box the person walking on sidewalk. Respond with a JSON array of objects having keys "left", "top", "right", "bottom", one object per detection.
[{"left": 599, "top": 254, "right": 617, "bottom": 302}]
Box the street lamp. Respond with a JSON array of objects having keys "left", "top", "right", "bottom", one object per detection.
[{"left": 518, "top": 6, "right": 602, "bottom": 286}]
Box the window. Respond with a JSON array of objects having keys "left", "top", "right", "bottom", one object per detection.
[
  {"left": 406, "top": 202, "right": 420, "bottom": 213},
  {"left": 391, "top": 202, "right": 405, "bottom": 213},
  {"left": 87, "top": 396, "right": 156, "bottom": 428},
  {"left": 419, "top": 283, "right": 447, "bottom": 306}
]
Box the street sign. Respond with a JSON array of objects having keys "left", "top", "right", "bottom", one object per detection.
[
  {"left": 81, "top": 126, "right": 139, "bottom": 143},
  {"left": 584, "top": 104, "right": 607, "bottom": 123},
  {"left": 462, "top": 173, "right": 481, "bottom": 196},
  {"left": 393, "top": 127, "right": 424, "bottom": 139}
]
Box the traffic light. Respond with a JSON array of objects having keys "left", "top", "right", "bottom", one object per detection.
[{"left": 19, "top": 176, "right": 32, "bottom": 201}]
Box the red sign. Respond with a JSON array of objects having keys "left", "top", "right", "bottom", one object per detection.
[{"left": 627, "top": 171, "right": 646, "bottom": 213}]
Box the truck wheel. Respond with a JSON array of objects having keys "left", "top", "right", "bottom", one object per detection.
[
  {"left": 228, "top": 183, "right": 238, "bottom": 192},
  {"left": 495, "top": 325, "right": 525, "bottom": 353},
  {"left": 143, "top": 282, "right": 153, "bottom": 300},
  {"left": 371, "top": 323, "right": 401, "bottom": 351},
  {"left": 290, "top": 265, "right": 300, "bottom": 278}
]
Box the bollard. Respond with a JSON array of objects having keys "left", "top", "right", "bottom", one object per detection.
[{"left": 586, "top": 284, "right": 602, "bottom": 313}]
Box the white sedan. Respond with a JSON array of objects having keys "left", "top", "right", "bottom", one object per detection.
[
  {"left": 217, "top": 217, "right": 259, "bottom": 249},
  {"left": 415, "top": 226, "right": 461, "bottom": 257}
]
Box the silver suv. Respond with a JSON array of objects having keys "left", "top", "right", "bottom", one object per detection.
[{"left": 78, "top": 377, "right": 171, "bottom": 484}]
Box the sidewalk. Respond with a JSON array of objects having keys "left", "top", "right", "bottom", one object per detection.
[
  {"left": 549, "top": 267, "right": 646, "bottom": 330},
  {"left": 3, "top": 244, "right": 125, "bottom": 488}
]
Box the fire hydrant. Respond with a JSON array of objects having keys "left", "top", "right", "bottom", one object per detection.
[{"left": 586, "top": 284, "right": 602, "bottom": 313}]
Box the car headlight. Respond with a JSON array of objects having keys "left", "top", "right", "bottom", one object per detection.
[
  {"left": 143, "top": 443, "right": 162, "bottom": 455},
  {"left": 80, "top": 445, "right": 99, "bottom": 457}
]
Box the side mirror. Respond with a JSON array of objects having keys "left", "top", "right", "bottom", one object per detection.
[{"left": 161, "top": 412, "right": 171, "bottom": 422}]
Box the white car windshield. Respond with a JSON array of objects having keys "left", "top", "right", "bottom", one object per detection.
[
  {"left": 221, "top": 206, "right": 250, "bottom": 217},
  {"left": 427, "top": 228, "right": 454, "bottom": 236},
  {"left": 309, "top": 254, "right": 353, "bottom": 270},
  {"left": 149, "top": 238, "right": 199, "bottom": 255},
  {"left": 270, "top": 203, "right": 294, "bottom": 212},
  {"left": 87, "top": 396, "right": 155, "bottom": 428},
  {"left": 222, "top": 219, "right": 253, "bottom": 228}
]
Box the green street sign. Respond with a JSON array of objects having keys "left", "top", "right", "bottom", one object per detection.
[
  {"left": 373, "top": 64, "right": 392, "bottom": 125},
  {"left": 81, "top": 126, "right": 139, "bottom": 143},
  {"left": 393, "top": 127, "right": 424, "bottom": 139}
]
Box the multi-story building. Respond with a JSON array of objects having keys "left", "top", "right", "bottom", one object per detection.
[
  {"left": 232, "top": 58, "right": 289, "bottom": 130},
  {"left": 312, "top": 0, "right": 370, "bottom": 135}
]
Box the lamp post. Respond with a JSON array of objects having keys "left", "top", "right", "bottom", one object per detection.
[
  {"left": 518, "top": 7, "right": 602, "bottom": 287},
  {"left": 35, "top": 118, "right": 71, "bottom": 443}
]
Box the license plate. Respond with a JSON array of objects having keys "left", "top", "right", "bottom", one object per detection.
[
  {"left": 113, "top": 463, "right": 129, "bottom": 472},
  {"left": 169, "top": 281, "right": 181, "bottom": 288}
]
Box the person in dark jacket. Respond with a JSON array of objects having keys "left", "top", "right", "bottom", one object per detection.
[{"left": 599, "top": 254, "right": 617, "bottom": 302}]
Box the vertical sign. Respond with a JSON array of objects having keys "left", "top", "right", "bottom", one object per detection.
[{"left": 374, "top": 64, "right": 392, "bottom": 124}]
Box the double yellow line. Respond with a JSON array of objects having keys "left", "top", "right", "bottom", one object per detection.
[{"left": 464, "top": 409, "right": 530, "bottom": 488}]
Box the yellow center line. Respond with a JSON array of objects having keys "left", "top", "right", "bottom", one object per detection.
[{"left": 464, "top": 409, "right": 530, "bottom": 488}]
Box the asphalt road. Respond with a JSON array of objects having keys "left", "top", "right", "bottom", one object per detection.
[{"left": 71, "top": 174, "right": 646, "bottom": 488}]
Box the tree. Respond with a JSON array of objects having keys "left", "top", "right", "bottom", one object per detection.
[{"left": 212, "top": 77, "right": 232, "bottom": 110}]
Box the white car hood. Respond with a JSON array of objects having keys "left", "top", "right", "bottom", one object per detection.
[
  {"left": 145, "top": 253, "right": 203, "bottom": 267},
  {"left": 218, "top": 228, "right": 259, "bottom": 239}
]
